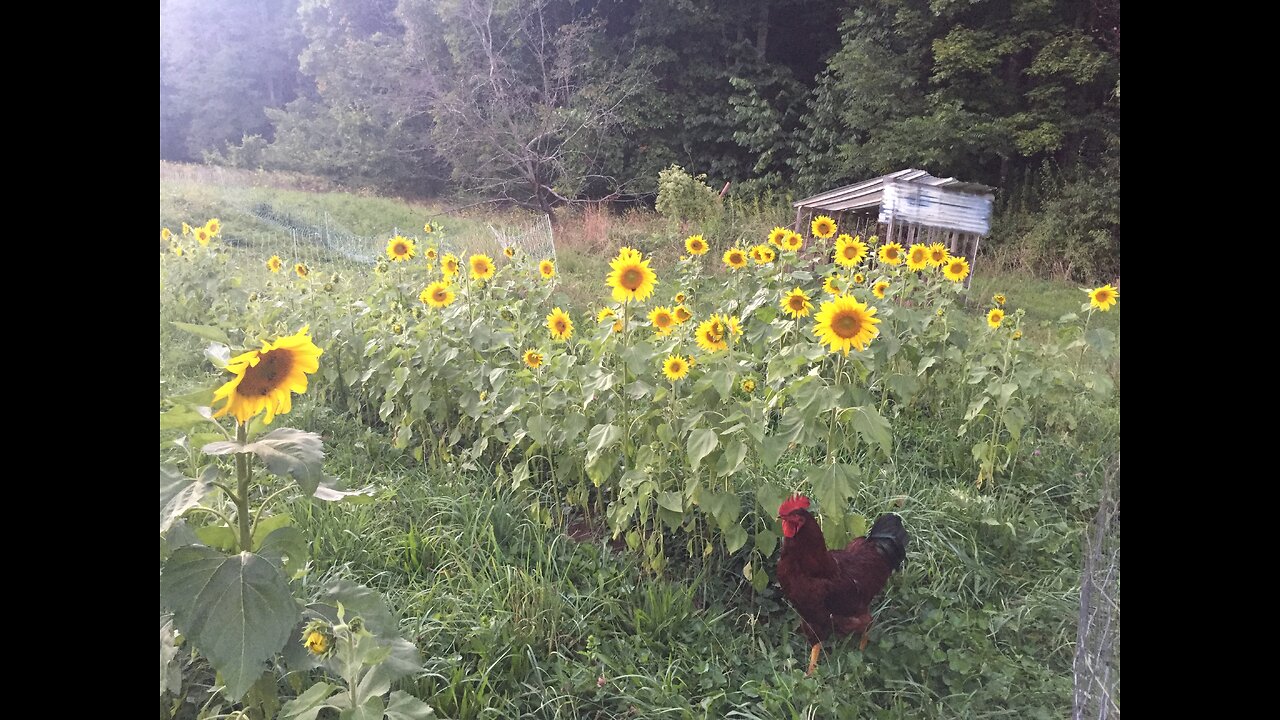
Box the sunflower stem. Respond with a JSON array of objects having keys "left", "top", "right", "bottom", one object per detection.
[
  {"left": 210, "top": 480, "right": 240, "bottom": 504},
  {"left": 621, "top": 301, "right": 630, "bottom": 463},
  {"left": 1076, "top": 310, "right": 1093, "bottom": 372},
  {"left": 826, "top": 353, "right": 846, "bottom": 465},
  {"left": 234, "top": 422, "right": 253, "bottom": 552},
  {"left": 251, "top": 486, "right": 295, "bottom": 538},
  {"left": 182, "top": 505, "right": 238, "bottom": 532}
]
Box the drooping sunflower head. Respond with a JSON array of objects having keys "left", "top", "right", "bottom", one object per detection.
[
  {"left": 212, "top": 327, "right": 324, "bottom": 425},
  {"left": 612, "top": 319, "right": 623, "bottom": 333},
  {"left": 470, "top": 254, "right": 495, "bottom": 280},
  {"left": 753, "top": 245, "right": 776, "bottom": 264},
  {"left": 663, "top": 354, "right": 690, "bottom": 382},
  {"left": 695, "top": 317, "right": 728, "bottom": 353},
  {"left": 824, "top": 274, "right": 844, "bottom": 298},
  {"left": 768, "top": 227, "right": 789, "bottom": 248},
  {"left": 420, "top": 281, "right": 455, "bottom": 308},
  {"left": 813, "top": 296, "right": 881, "bottom": 356},
  {"left": 993, "top": 293, "right": 1006, "bottom": 307},
  {"left": 195, "top": 227, "right": 212, "bottom": 247},
  {"left": 503, "top": 246, "right": 516, "bottom": 259},
  {"left": 781, "top": 287, "right": 813, "bottom": 319},
  {"left": 724, "top": 247, "right": 748, "bottom": 270},
  {"left": 878, "top": 242, "right": 904, "bottom": 266},
  {"left": 942, "top": 256, "right": 970, "bottom": 282},
  {"left": 928, "top": 243, "right": 948, "bottom": 266},
  {"left": 205, "top": 218, "right": 221, "bottom": 237},
  {"left": 782, "top": 232, "right": 804, "bottom": 252},
  {"left": 387, "top": 235, "right": 417, "bottom": 262},
  {"left": 539, "top": 259, "right": 556, "bottom": 279},
  {"left": 811, "top": 215, "right": 837, "bottom": 239},
  {"left": 674, "top": 305, "right": 693, "bottom": 324},
  {"left": 1087, "top": 284, "right": 1119, "bottom": 311},
  {"left": 523, "top": 349, "right": 544, "bottom": 369},
  {"left": 442, "top": 254, "right": 460, "bottom": 277},
  {"left": 161, "top": 227, "right": 172, "bottom": 241},
  {"left": 834, "top": 234, "right": 868, "bottom": 268},
  {"left": 674, "top": 292, "right": 687, "bottom": 304},
  {"left": 741, "top": 378, "right": 755, "bottom": 394},
  {"left": 606, "top": 247, "right": 658, "bottom": 303},
  {"left": 649, "top": 306, "right": 677, "bottom": 335},
  {"left": 906, "top": 244, "right": 930, "bottom": 271},
  {"left": 267, "top": 255, "right": 283, "bottom": 273},
  {"left": 872, "top": 280, "right": 890, "bottom": 299},
  {"left": 987, "top": 308, "right": 1005, "bottom": 328},
  {"left": 597, "top": 307, "right": 616, "bottom": 324},
  {"left": 305, "top": 630, "right": 330, "bottom": 656},
  {"left": 295, "top": 263, "right": 309, "bottom": 278},
  {"left": 685, "top": 234, "right": 708, "bottom": 255},
  {"left": 547, "top": 307, "right": 574, "bottom": 341},
  {"left": 1012, "top": 330, "right": 1023, "bottom": 340}
]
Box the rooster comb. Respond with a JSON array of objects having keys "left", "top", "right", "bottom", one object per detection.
[{"left": 778, "top": 495, "right": 810, "bottom": 516}]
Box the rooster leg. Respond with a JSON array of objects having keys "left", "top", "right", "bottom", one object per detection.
[
  {"left": 859, "top": 620, "right": 873, "bottom": 651},
  {"left": 806, "top": 643, "right": 822, "bottom": 676}
]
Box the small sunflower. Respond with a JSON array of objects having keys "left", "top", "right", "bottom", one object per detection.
[
  {"left": 741, "top": 378, "right": 755, "bottom": 394},
  {"left": 987, "top": 308, "right": 1005, "bottom": 328},
  {"left": 597, "top": 307, "right": 616, "bottom": 324},
  {"left": 878, "top": 242, "right": 904, "bottom": 266},
  {"left": 205, "top": 218, "right": 221, "bottom": 237},
  {"left": 695, "top": 317, "right": 728, "bottom": 353},
  {"left": 1012, "top": 330, "right": 1023, "bottom": 340},
  {"left": 539, "top": 259, "right": 556, "bottom": 279},
  {"left": 834, "top": 234, "right": 868, "bottom": 268},
  {"left": 161, "top": 227, "right": 172, "bottom": 241},
  {"left": 547, "top": 307, "right": 574, "bottom": 341},
  {"left": 993, "top": 293, "right": 1006, "bottom": 307},
  {"left": 824, "top": 274, "right": 844, "bottom": 298},
  {"left": 662, "top": 354, "right": 690, "bottom": 381},
  {"left": 170, "top": 243, "right": 184, "bottom": 257},
  {"left": 182, "top": 222, "right": 192, "bottom": 236},
  {"left": 674, "top": 305, "right": 693, "bottom": 324},
  {"left": 424, "top": 247, "right": 438, "bottom": 261},
  {"left": 852, "top": 273, "right": 865, "bottom": 284},
  {"left": 267, "top": 255, "right": 283, "bottom": 273},
  {"left": 523, "top": 350, "right": 544, "bottom": 369},
  {"left": 928, "top": 243, "right": 949, "bottom": 266},
  {"left": 423, "top": 222, "right": 434, "bottom": 234},
  {"left": 720, "top": 314, "right": 743, "bottom": 336},
  {"left": 503, "top": 246, "right": 516, "bottom": 259},
  {"left": 942, "top": 256, "right": 970, "bottom": 282},
  {"left": 781, "top": 287, "right": 813, "bottom": 319},
  {"left": 811, "top": 215, "right": 837, "bottom": 239},
  {"left": 906, "top": 244, "right": 930, "bottom": 271},
  {"left": 612, "top": 319, "right": 623, "bottom": 333},
  {"left": 387, "top": 235, "right": 417, "bottom": 262},
  {"left": 813, "top": 296, "right": 881, "bottom": 356},
  {"left": 195, "top": 227, "right": 212, "bottom": 247},
  {"left": 420, "top": 281, "right": 455, "bottom": 308},
  {"left": 649, "top": 306, "right": 677, "bottom": 336},
  {"left": 768, "top": 227, "right": 789, "bottom": 248},
  {"left": 305, "top": 630, "right": 330, "bottom": 656},
  {"left": 685, "top": 234, "right": 708, "bottom": 255},
  {"left": 606, "top": 247, "right": 658, "bottom": 303},
  {"left": 674, "top": 292, "right": 687, "bottom": 304},
  {"left": 782, "top": 232, "right": 804, "bottom": 253},
  {"left": 753, "top": 245, "right": 776, "bottom": 265},
  {"left": 470, "top": 254, "right": 495, "bottom": 280},
  {"left": 1087, "top": 284, "right": 1119, "bottom": 311},
  {"left": 441, "top": 254, "right": 460, "bottom": 278},
  {"left": 872, "top": 280, "right": 889, "bottom": 299},
  {"left": 687, "top": 355, "right": 697, "bottom": 368},
  {"left": 212, "top": 327, "right": 324, "bottom": 424},
  {"left": 724, "top": 247, "right": 748, "bottom": 270},
  {"left": 295, "top": 263, "right": 309, "bottom": 278}
]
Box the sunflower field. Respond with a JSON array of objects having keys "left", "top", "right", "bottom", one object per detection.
[{"left": 161, "top": 184, "right": 1120, "bottom": 719}]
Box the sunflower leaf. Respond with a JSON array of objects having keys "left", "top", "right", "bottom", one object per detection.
[
  {"left": 204, "top": 342, "right": 231, "bottom": 369},
  {"left": 160, "top": 465, "right": 216, "bottom": 534},
  {"left": 204, "top": 428, "right": 326, "bottom": 496},
  {"left": 160, "top": 547, "right": 299, "bottom": 701},
  {"left": 851, "top": 405, "right": 893, "bottom": 458},
  {"left": 687, "top": 428, "right": 719, "bottom": 470},
  {"left": 172, "top": 322, "right": 232, "bottom": 345}
]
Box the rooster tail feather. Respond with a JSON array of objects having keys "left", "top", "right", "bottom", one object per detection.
[{"left": 868, "top": 513, "right": 909, "bottom": 570}]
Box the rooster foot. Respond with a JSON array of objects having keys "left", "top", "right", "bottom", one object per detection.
[{"left": 806, "top": 643, "right": 822, "bottom": 676}]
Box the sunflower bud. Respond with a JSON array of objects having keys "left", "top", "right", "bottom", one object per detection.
[{"left": 302, "top": 620, "right": 335, "bottom": 659}]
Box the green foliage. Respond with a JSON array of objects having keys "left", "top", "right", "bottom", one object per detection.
[{"left": 654, "top": 165, "right": 722, "bottom": 229}]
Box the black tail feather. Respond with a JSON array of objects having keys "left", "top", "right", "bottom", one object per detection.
[{"left": 868, "top": 513, "right": 909, "bottom": 570}]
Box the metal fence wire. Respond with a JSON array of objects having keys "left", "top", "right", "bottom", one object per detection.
[{"left": 1073, "top": 454, "right": 1120, "bottom": 720}]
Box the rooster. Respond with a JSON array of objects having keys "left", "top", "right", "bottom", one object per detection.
[{"left": 775, "top": 495, "right": 909, "bottom": 676}]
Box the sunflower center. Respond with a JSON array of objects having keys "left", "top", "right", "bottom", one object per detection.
[
  {"left": 843, "top": 247, "right": 856, "bottom": 259},
  {"left": 731, "top": 253, "right": 743, "bottom": 263},
  {"left": 887, "top": 248, "right": 898, "bottom": 259},
  {"left": 621, "top": 267, "right": 643, "bottom": 290},
  {"left": 433, "top": 289, "right": 447, "bottom": 302},
  {"left": 394, "top": 243, "right": 407, "bottom": 254},
  {"left": 790, "top": 296, "right": 806, "bottom": 311},
  {"left": 832, "top": 312, "right": 862, "bottom": 339},
  {"left": 239, "top": 350, "right": 293, "bottom": 397},
  {"left": 1096, "top": 291, "right": 1110, "bottom": 302},
  {"left": 656, "top": 314, "right": 672, "bottom": 327},
  {"left": 912, "top": 250, "right": 925, "bottom": 263}
]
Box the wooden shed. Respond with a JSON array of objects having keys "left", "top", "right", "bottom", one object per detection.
[{"left": 793, "top": 169, "right": 995, "bottom": 286}]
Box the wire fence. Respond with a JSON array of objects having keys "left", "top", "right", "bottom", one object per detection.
[{"left": 1073, "top": 453, "right": 1120, "bottom": 720}]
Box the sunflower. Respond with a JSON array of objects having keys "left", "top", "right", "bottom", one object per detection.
[
  {"left": 195, "top": 227, "right": 212, "bottom": 247},
  {"left": 295, "top": 263, "right": 309, "bottom": 278},
  {"left": 170, "top": 243, "right": 184, "bottom": 257},
  {"left": 424, "top": 247, "right": 438, "bottom": 261},
  {"left": 768, "top": 227, "right": 789, "bottom": 248},
  {"left": 741, "top": 378, "right": 755, "bottom": 394},
  {"left": 695, "top": 317, "right": 728, "bottom": 353},
  {"left": 878, "top": 242, "right": 904, "bottom": 266},
  {"left": 161, "top": 227, "right": 172, "bottom": 241},
  {"left": 606, "top": 247, "right": 658, "bottom": 302},
  {"left": 539, "top": 259, "right": 556, "bottom": 279},
  {"left": 824, "top": 274, "right": 844, "bottom": 297},
  {"left": 523, "top": 350, "right": 544, "bottom": 369},
  {"left": 649, "top": 306, "right": 677, "bottom": 336},
  {"left": 906, "top": 244, "right": 930, "bottom": 271},
  {"left": 662, "top": 354, "right": 690, "bottom": 381},
  {"left": 813, "top": 296, "right": 881, "bottom": 356},
  {"left": 212, "top": 327, "right": 323, "bottom": 424},
  {"left": 1012, "top": 330, "right": 1023, "bottom": 340},
  {"left": 872, "top": 280, "right": 889, "bottom": 299},
  {"left": 597, "top": 307, "right": 616, "bottom": 324},
  {"left": 420, "top": 281, "right": 455, "bottom": 308},
  {"left": 387, "top": 235, "right": 417, "bottom": 262},
  {"left": 503, "top": 246, "right": 516, "bottom": 259},
  {"left": 834, "top": 234, "right": 868, "bottom": 267},
  {"left": 719, "top": 314, "right": 743, "bottom": 336},
  {"left": 753, "top": 245, "right": 776, "bottom": 265},
  {"left": 423, "top": 222, "right": 434, "bottom": 234},
  {"left": 993, "top": 293, "right": 1006, "bottom": 306},
  {"left": 942, "top": 256, "right": 970, "bottom": 282},
  {"left": 267, "top": 255, "right": 283, "bottom": 273},
  {"left": 782, "top": 232, "right": 804, "bottom": 253},
  {"left": 781, "top": 287, "right": 813, "bottom": 319},
  {"left": 441, "top": 254, "right": 460, "bottom": 278},
  {"left": 182, "top": 222, "right": 192, "bottom": 236},
  {"left": 1087, "top": 284, "right": 1119, "bottom": 311},
  {"left": 852, "top": 273, "right": 865, "bottom": 284},
  {"left": 674, "top": 292, "right": 687, "bottom": 304},
  {"left": 470, "top": 254, "right": 495, "bottom": 280},
  {"left": 685, "top": 234, "right": 708, "bottom": 255},
  {"left": 305, "top": 630, "right": 330, "bottom": 656},
  {"left": 723, "top": 247, "right": 748, "bottom": 270},
  {"left": 547, "top": 307, "right": 574, "bottom": 341},
  {"left": 612, "top": 319, "right": 623, "bottom": 333},
  {"left": 674, "top": 305, "right": 692, "bottom": 324},
  {"left": 987, "top": 308, "right": 1005, "bottom": 328},
  {"left": 687, "top": 355, "right": 697, "bottom": 367},
  {"left": 811, "top": 215, "right": 837, "bottom": 239},
  {"left": 205, "top": 218, "right": 221, "bottom": 237},
  {"left": 928, "top": 243, "right": 948, "bottom": 266}
]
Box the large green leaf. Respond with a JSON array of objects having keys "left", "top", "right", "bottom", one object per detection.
[
  {"left": 758, "top": 435, "right": 791, "bottom": 469},
  {"left": 384, "top": 691, "right": 435, "bottom": 720},
  {"left": 279, "top": 681, "right": 338, "bottom": 720},
  {"left": 586, "top": 423, "right": 622, "bottom": 454},
  {"left": 314, "top": 579, "right": 397, "bottom": 636},
  {"left": 258, "top": 526, "right": 308, "bottom": 579},
  {"left": 851, "top": 405, "right": 893, "bottom": 458},
  {"left": 716, "top": 439, "right": 748, "bottom": 477},
  {"left": 354, "top": 637, "right": 423, "bottom": 700},
  {"left": 160, "top": 465, "right": 215, "bottom": 534},
  {"left": 204, "top": 428, "right": 325, "bottom": 495},
  {"left": 755, "top": 484, "right": 790, "bottom": 521},
  {"left": 160, "top": 614, "right": 182, "bottom": 697},
  {"left": 686, "top": 428, "right": 719, "bottom": 470},
  {"left": 810, "top": 463, "right": 860, "bottom": 548},
  {"left": 160, "top": 547, "right": 299, "bottom": 701},
  {"left": 172, "top": 322, "right": 231, "bottom": 345}
]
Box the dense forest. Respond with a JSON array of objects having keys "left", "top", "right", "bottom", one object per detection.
[{"left": 160, "top": 0, "right": 1119, "bottom": 279}]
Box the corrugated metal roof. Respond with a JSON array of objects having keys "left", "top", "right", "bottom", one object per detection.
[
  {"left": 879, "top": 181, "right": 992, "bottom": 235},
  {"left": 794, "top": 169, "right": 993, "bottom": 212}
]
